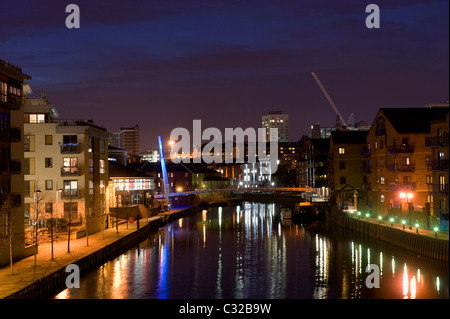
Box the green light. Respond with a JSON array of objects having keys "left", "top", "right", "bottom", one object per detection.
[
  {"left": 415, "top": 223, "right": 419, "bottom": 228},
  {"left": 357, "top": 211, "right": 361, "bottom": 216},
  {"left": 378, "top": 216, "right": 382, "bottom": 220},
  {"left": 434, "top": 227, "right": 438, "bottom": 232},
  {"left": 402, "top": 220, "right": 406, "bottom": 224},
  {"left": 366, "top": 213, "right": 370, "bottom": 218}
]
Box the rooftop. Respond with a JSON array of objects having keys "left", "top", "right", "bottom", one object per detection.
[{"left": 381, "top": 107, "right": 449, "bottom": 133}]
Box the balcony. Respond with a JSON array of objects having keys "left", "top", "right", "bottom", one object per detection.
[
  {"left": 387, "top": 182, "right": 416, "bottom": 192},
  {"left": 60, "top": 143, "right": 80, "bottom": 154},
  {"left": 360, "top": 166, "right": 371, "bottom": 174},
  {"left": 61, "top": 167, "right": 80, "bottom": 176},
  {"left": 9, "top": 160, "right": 21, "bottom": 174},
  {"left": 387, "top": 163, "right": 415, "bottom": 172},
  {"left": 425, "top": 133, "right": 449, "bottom": 147},
  {"left": 387, "top": 144, "right": 415, "bottom": 154},
  {"left": 0, "top": 127, "right": 21, "bottom": 142},
  {"left": 428, "top": 183, "right": 449, "bottom": 196},
  {"left": 0, "top": 193, "right": 21, "bottom": 207},
  {"left": 5, "top": 93, "right": 21, "bottom": 110},
  {"left": 427, "top": 159, "right": 449, "bottom": 171},
  {"left": 61, "top": 189, "right": 80, "bottom": 199}
]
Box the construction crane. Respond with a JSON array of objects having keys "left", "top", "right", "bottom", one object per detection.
[{"left": 311, "top": 72, "right": 353, "bottom": 128}]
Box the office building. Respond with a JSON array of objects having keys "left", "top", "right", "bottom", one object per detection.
[{"left": 262, "top": 111, "right": 289, "bottom": 142}]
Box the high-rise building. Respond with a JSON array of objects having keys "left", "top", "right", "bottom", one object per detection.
[
  {"left": 0, "top": 58, "right": 31, "bottom": 266},
  {"left": 119, "top": 125, "right": 140, "bottom": 156},
  {"left": 262, "top": 111, "right": 289, "bottom": 142},
  {"left": 23, "top": 95, "right": 110, "bottom": 237}
]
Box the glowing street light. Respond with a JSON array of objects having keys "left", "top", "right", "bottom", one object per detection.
[
  {"left": 390, "top": 218, "right": 394, "bottom": 226},
  {"left": 378, "top": 216, "right": 382, "bottom": 224},
  {"left": 434, "top": 227, "right": 439, "bottom": 238},
  {"left": 402, "top": 220, "right": 406, "bottom": 230},
  {"left": 415, "top": 223, "right": 419, "bottom": 234}
]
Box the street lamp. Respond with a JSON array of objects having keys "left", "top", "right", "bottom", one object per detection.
[
  {"left": 415, "top": 223, "right": 419, "bottom": 234},
  {"left": 402, "top": 220, "right": 406, "bottom": 230},
  {"left": 390, "top": 218, "right": 394, "bottom": 226},
  {"left": 434, "top": 227, "right": 439, "bottom": 238},
  {"left": 378, "top": 216, "right": 382, "bottom": 224}
]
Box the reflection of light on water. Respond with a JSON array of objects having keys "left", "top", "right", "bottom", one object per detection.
[
  {"left": 392, "top": 256, "right": 395, "bottom": 277},
  {"left": 218, "top": 207, "right": 222, "bottom": 227},
  {"left": 380, "top": 252, "right": 383, "bottom": 276},
  {"left": 417, "top": 269, "right": 420, "bottom": 283},
  {"left": 403, "top": 265, "right": 409, "bottom": 298},
  {"left": 203, "top": 224, "right": 206, "bottom": 247},
  {"left": 178, "top": 218, "right": 183, "bottom": 228},
  {"left": 202, "top": 210, "right": 207, "bottom": 222},
  {"left": 410, "top": 276, "right": 416, "bottom": 299},
  {"left": 313, "top": 234, "right": 329, "bottom": 299},
  {"left": 437, "top": 277, "right": 440, "bottom": 294}
]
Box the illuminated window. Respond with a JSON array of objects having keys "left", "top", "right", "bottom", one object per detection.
[
  {"left": 29, "top": 114, "right": 45, "bottom": 123},
  {"left": 380, "top": 195, "right": 385, "bottom": 202},
  {"left": 338, "top": 147, "right": 345, "bottom": 154},
  {"left": 100, "top": 159, "right": 105, "bottom": 174}
]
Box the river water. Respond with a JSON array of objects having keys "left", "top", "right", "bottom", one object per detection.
[{"left": 54, "top": 202, "right": 448, "bottom": 299}]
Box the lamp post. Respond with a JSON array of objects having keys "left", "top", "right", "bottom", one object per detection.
[
  {"left": 415, "top": 223, "right": 419, "bottom": 234},
  {"left": 34, "top": 189, "right": 41, "bottom": 266},
  {"left": 378, "top": 216, "right": 382, "bottom": 224},
  {"left": 434, "top": 227, "right": 439, "bottom": 238}
]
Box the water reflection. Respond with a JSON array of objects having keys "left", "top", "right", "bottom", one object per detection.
[{"left": 55, "top": 202, "right": 448, "bottom": 299}]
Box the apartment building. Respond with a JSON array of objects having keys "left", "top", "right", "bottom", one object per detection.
[
  {"left": 262, "top": 111, "right": 289, "bottom": 142},
  {"left": 425, "top": 110, "right": 449, "bottom": 230},
  {"left": 0, "top": 58, "right": 31, "bottom": 266},
  {"left": 329, "top": 130, "right": 369, "bottom": 211},
  {"left": 23, "top": 96, "right": 110, "bottom": 236},
  {"left": 366, "top": 107, "right": 448, "bottom": 227}
]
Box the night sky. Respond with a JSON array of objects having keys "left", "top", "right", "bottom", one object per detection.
[{"left": 1, "top": 0, "right": 448, "bottom": 151}]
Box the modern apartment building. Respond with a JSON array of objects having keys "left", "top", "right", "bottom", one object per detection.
[
  {"left": 262, "top": 111, "right": 289, "bottom": 142},
  {"left": 0, "top": 58, "right": 31, "bottom": 266},
  {"left": 23, "top": 96, "right": 110, "bottom": 236},
  {"left": 365, "top": 107, "right": 449, "bottom": 227}
]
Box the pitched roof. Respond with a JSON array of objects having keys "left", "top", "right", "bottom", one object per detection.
[
  {"left": 380, "top": 107, "right": 449, "bottom": 133},
  {"left": 330, "top": 130, "right": 368, "bottom": 144}
]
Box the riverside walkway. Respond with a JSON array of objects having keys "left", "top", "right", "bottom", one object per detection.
[{"left": 0, "top": 207, "right": 190, "bottom": 299}]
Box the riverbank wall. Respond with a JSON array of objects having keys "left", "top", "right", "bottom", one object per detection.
[
  {"left": 4, "top": 204, "right": 206, "bottom": 299},
  {"left": 328, "top": 207, "right": 448, "bottom": 262}
]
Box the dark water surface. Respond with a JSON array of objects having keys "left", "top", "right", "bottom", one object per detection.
[{"left": 54, "top": 202, "right": 448, "bottom": 299}]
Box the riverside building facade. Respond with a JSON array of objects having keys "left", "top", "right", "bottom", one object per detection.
[{"left": 23, "top": 96, "right": 110, "bottom": 237}]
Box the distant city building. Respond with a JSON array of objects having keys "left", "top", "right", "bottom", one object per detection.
[
  {"left": 140, "top": 150, "right": 160, "bottom": 163},
  {"left": 262, "top": 111, "right": 289, "bottom": 142},
  {"left": 311, "top": 120, "right": 370, "bottom": 139},
  {"left": 109, "top": 125, "right": 140, "bottom": 164},
  {"left": 0, "top": 57, "right": 31, "bottom": 267}
]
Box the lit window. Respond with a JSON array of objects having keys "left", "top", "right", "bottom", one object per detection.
[
  {"left": 100, "top": 159, "right": 105, "bottom": 174},
  {"left": 338, "top": 147, "right": 345, "bottom": 154}
]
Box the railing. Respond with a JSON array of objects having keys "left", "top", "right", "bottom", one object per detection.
[
  {"left": 387, "top": 144, "right": 415, "bottom": 154},
  {"left": 428, "top": 183, "right": 449, "bottom": 196},
  {"left": 427, "top": 159, "right": 449, "bottom": 171},
  {"left": 9, "top": 160, "right": 21, "bottom": 174},
  {"left": 61, "top": 189, "right": 80, "bottom": 199},
  {"left": 61, "top": 167, "right": 80, "bottom": 176},
  {"left": 387, "top": 163, "right": 415, "bottom": 172},
  {"left": 5, "top": 93, "right": 21, "bottom": 110},
  {"left": 425, "top": 133, "right": 449, "bottom": 147},
  {"left": 387, "top": 182, "right": 416, "bottom": 192},
  {"left": 60, "top": 143, "right": 80, "bottom": 154}
]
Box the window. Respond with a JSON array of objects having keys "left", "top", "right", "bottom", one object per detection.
[
  {"left": 63, "top": 157, "right": 78, "bottom": 174},
  {"left": 100, "top": 139, "right": 105, "bottom": 154},
  {"left": 379, "top": 158, "right": 384, "bottom": 167},
  {"left": 63, "top": 180, "right": 78, "bottom": 196},
  {"left": 45, "top": 135, "right": 53, "bottom": 145},
  {"left": 427, "top": 195, "right": 433, "bottom": 203},
  {"left": 64, "top": 202, "right": 78, "bottom": 217},
  {"left": 29, "top": 114, "right": 45, "bottom": 123},
  {"left": 89, "top": 158, "right": 94, "bottom": 173},
  {"left": 45, "top": 180, "right": 53, "bottom": 190},
  {"left": 339, "top": 161, "right": 346, "bottom": 169},
  {"left": 88, "top": 136, "right": 93, "bottom": 152},
  {"left": 338, "top": 147, "right": 345, "bottom": 155},
  {"left": 45, "top": 203, "right": 53, "bottom": 214},
  {"left": 439, "top": 176, "right": 446, "bottom": 191},
  {"left": 100, "top": 159, "right": 105, "bottom": 174},
  {"left": 403, "top": 176, "right": 411, "bottom": 184},
  {"left": 45, "top": 158, "right": 53, "bottom": 168},
  {"left": 340, "top": 177, "right": 346, "bottom": 184},
  {"left": 380, "top": 195, "right": 385, "bottom": 203},
  {"left": 380, "top": 176, "right": 385, "bottom": 185},
  {"left": 63, "top": 135, "right": 77, "bottom": 144},
  {"left": 89, "top": 180, "right": 94, "bottom": 195},
  {"left": 23, "top": 158, "right": 35, "bottom": 174},
  {"left": 374, "top": 141, "right": 378, "bottom": 149},
  {"left": 100, "top": 180, "right": 105, "bottom": 194},
  {"left": 402, "top": 157, "right": 410, "bottom": 165},
  {"left": 379, "top": 140, "right": 383, "bottom": 149},
  {"left": 426, "top": 176, "right": 433, "bottom": 184},
  {"left": 438, "top": 152, "right": 445, "bottom": 161},
  {"left": 24, "top": 135, "right": 35, "bottom": 152}
]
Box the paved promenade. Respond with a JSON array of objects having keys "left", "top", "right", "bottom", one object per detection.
[
  {"left": 347, "top": 213, "right": 449, "bottom": 240},
  {"left": 0, "top": 208, "right": 188, "bottom": 299}
]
